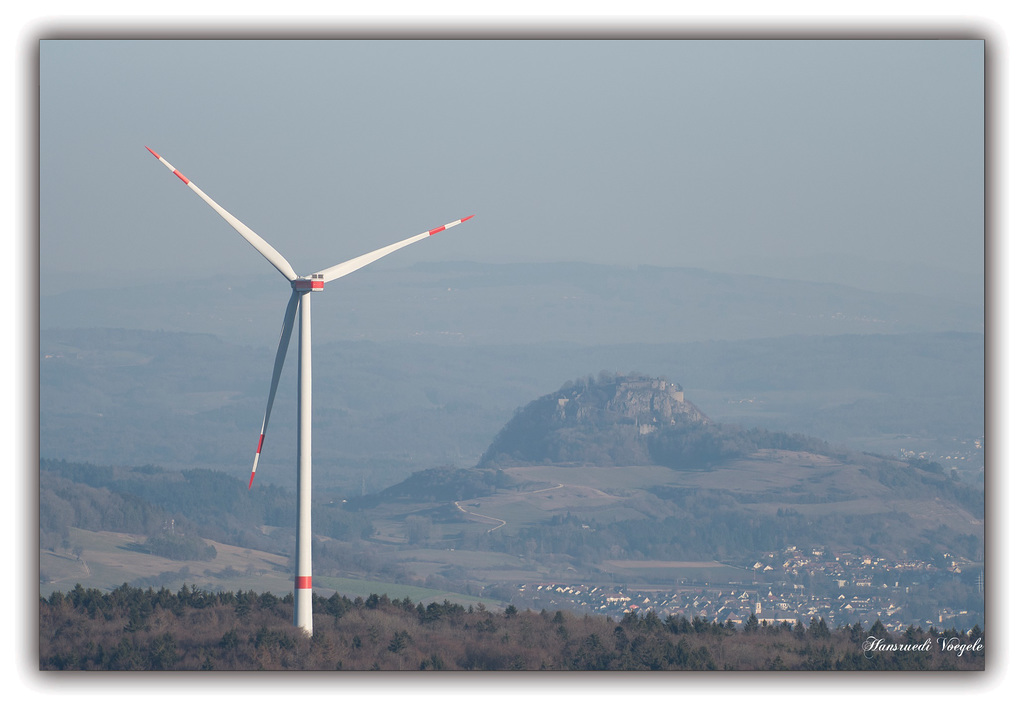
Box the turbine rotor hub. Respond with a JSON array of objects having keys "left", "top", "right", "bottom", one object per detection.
[{"left": 292, "top": 275, "right": 325, "bottom": 292}]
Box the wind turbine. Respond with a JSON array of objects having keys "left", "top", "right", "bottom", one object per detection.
[{"left": 146, "top": 147, "right": 473, "bottom": 635}]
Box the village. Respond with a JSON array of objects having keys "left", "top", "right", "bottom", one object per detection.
[{"left": 513, "top": 545, "right": 983, "bottom": 634}]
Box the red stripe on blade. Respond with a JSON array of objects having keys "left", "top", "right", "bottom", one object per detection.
[
  {"left": 428, "top": 225, "right": 446, "bottom": 236},
  {"left": 295, "top": 576, "right": 312, "bottom": 589},
  {"left": 248, "top": 471, "right": 256, "bottom": 489},
  {"left": 172, "top": 169, "right": 189, "bottom": 184},
  {"left": 256, "top": 434, "right": 264, "bottom": 454},
  {"left": 145, "top": 146, "right": 160, "bottom": 159}
]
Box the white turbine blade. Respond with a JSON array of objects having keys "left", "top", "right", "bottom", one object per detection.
[
  {"left": 146, "top": 146, "right": 299, "bottom": 282},
  {"left": 249, "top": 291, "right": 299, "bottom": 489},
  {"left": 317, "top": 215, "right": 475, "bottom": 284}
]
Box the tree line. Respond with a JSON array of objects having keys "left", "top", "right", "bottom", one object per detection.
[{"left": 40, "top": 584, "right": 982, "bottom": 671}]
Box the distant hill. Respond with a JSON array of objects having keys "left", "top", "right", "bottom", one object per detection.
[
  {"left": 346, "top": 467, "right": 516, "bottom": 510},
  {"left": 42, "top": 261, "right": 981, "bottom": 347},
  {"left": 349, "top": 374, "right": 982, "bottom": 568},
  {"left": 479, "top": 373, "right": 837, "bottom": 471},
  {"left": 480, "top": 374, "right": 711, "bottom": 467}
]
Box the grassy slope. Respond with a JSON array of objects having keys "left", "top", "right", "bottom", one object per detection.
[{"left": 40, "top": 528, "right": 502, "bottom": 607}]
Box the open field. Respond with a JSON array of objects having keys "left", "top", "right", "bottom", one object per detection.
[
  {"left": 39, "top": 528, "right": 502, "bottom": 608},
  {"left": 314, "top": 575, "right": 503, "bottom": 608},
  {"left": 505, "top": 464, "right": 684, "bottom": 490},
  {"left": 602, "top": 560, "right": 731, "bottom": 569},
  {"left": 598, "top": 560, "right": 753, "bottom": 584},
  {"left": 40, "top": 528, "right": 291, "bottom": 596},
  {"left": 500, "top": 457, "right": 981, "bottom": 529},
  {"left": 364, "top": 468, "right": 655, "bottom": 546},
  {"left": 666, "top": 451, "right": 869, "bottom": 494},
  {"left": 378, "top": 546, "right": 581, "bottom": 587}
]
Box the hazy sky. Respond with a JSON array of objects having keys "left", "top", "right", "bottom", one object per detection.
[{"left": 39, "top": 38, "right": 983, "bottom": 290}]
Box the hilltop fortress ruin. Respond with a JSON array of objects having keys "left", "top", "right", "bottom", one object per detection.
[{"left": 554, "top": 374, "right": 707, "bottom": 434}]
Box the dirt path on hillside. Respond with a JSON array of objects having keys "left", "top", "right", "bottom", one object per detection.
[{"left": 453, "top": 501, "right": 506, "bottom": 533}]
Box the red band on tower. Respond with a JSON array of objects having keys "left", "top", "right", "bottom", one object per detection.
[{"left": 295, "top": 576, "right": 312, "bottom": 589}]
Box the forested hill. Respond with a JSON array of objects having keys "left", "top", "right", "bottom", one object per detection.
[
  {"left": 39, "top": 459, "right": 373, "bottom": 556},
  {"left": 344, "top": 467, "right": 515, "bottom": 511}
]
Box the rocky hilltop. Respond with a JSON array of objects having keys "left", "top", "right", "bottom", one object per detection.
[
  {"left": 479, "top": 374, "right": 711, "bottom": 467},
  {"left": 561, "top": 375, "right": 708, "bottom": 428}
]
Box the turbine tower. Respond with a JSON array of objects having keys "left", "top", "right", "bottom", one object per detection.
[{"left": 146, "top": 147, "right": 473, "bottom": 634}]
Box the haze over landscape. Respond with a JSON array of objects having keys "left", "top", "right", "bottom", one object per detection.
[
  {"left": 40, "top": 37, "right": 983, "bottom": 482},
  {"left": 36, "top": 37, "right": 986, "bottom": 673}
]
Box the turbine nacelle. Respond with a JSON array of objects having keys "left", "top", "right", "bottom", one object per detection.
[{"left": 292, "top": 275, "right": 325, "bottom": 292}]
